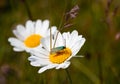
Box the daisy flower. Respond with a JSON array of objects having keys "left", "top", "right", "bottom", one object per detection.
[
  {"left": 28, "top": 30, "right": 86, "bottom": 73},
  {"left": 8, "top": 20, "right": 57, "bottom": 52}
]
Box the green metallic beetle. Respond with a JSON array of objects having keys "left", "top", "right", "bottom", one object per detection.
[{"left": 51, "top": 46, "right": 66, "bottom": 53}]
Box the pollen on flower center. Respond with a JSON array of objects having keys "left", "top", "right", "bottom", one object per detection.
[
  {"left": 49, "top": 48, "right": 72, "bottom": 64},
  {"left": 24, "top": 34, "right": 42, "bottom": 48}
]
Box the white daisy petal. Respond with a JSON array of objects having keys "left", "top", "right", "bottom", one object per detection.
[
  {"left": 30, "top": 61, "right": 42, "bottom": 67},
  {"left": 47, "top": 26, "right": 57, "bottom": 36},
  {"left": 41, "top": 37, "right": 50, "bottom": 51},
  {"left": 68, "top": 30, "right": 78, "bottom": 45},
  {"left": 30, "top": 50, "right": 49, "bottom": 59},
  {"left": 62, "top": 32, "right": 70, "bottom": 47},
  {"left": 28, "top": 56, "right": 51, "bottom": 66},
  {"left": 31, "top": 48, "right": 49, "bottom": 57},
  {"left": 69, "top": 35, "right": 82, "bottom": 49},
  {"left": 56, "top": 61, "right": 70, "bottom": 69},
  {"left": 26, "top": 20, "right": 34, "bottom": 35},
  {"left": 16, "top": 25, "right": 26, "bottom": 36},
  {"left": 67, "top": 32, "right": 78, "bottom": 48},
  {"left": 35, "top": 20, "right": 42, "bottom": 34},
  {"left": 15, "top": 25, "right": 27, "bottom": 40},
  {"left": 71, "top": 41, "right": 82, "bottom": 55},
  {"left": 61, "top": 61, "right": 70, "bottom": 69},
  {"left": 41, "top": 36, "right": 54, "bottom": 51},
  {"left": 38, "top": 64, "right": 58, "bottom": 73},
  {"left": 42, "top": 20, "right": 49, "bottom": 30},
  {"left": 54, "top": 32, "right": 65, "bottom": 47},
  {"left": 13, "top": 30, "right": 25, "bottom": 41},
  {"left": 71, "top": 30, "right": 78, "bottom": 36},
  {"left": 40, "top": 20, "right": 49, "bottom": 36},
  {"left": 71, "top": 38, "right": 86, "bottom": 56},
  {"left": 8, "top": 37, "right": 24, "bottom": 49},
  {"left": 30, "top": 59, "right": 51, "bottom": 67},
  {"left": 51, "top": 26, "right": 57, "bottom": 35},
  {"left": 13, "top": 47, "right": 24, "bottom": 52}
]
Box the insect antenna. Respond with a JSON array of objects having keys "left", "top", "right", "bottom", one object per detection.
[
  {"left": 52, "top": 4, "right": 79, "bottom": 49},
  {"left": 50, "top": 24, "right": 52, "bottom": 51},
  {"left": 53, "top": 1, "right": 68, "bottom": 49}
]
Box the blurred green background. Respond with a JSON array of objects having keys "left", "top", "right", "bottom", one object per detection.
[{"left": 0, "top": 0, "right": 120, "bottom": 84}]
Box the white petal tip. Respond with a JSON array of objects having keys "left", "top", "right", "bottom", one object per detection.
[
  {"left": 8, "top": 38, "right": 12, "bottom": 42},
  {"left": 38, "top": 68, "right": 46, "bottom": 74},
  {"left": 13, "top": 48, "right": 24, "bottom": 52}
]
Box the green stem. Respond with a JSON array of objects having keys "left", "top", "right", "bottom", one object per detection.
[
  {"left": 53, "top": 0, "right": 67, "bottom": 48},
  {"left": 22, "top": 0, "right": 33, "bottom": 20},
  {"left": 65, "top": 69, "right": 72, "bottom": 84},
  {"left": 72, "top": 59, "right": 100, "bottom": 84},
  {"left": 97, "top": 54, "right": 103, "bottom": 84}
]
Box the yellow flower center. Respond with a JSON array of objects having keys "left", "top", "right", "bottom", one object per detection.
[
  {"left": 24, "top": 34, "right": 42, "bottom": 48},
  {"left": 49, "top": 47, "right": 72, "bottom": 64}
]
